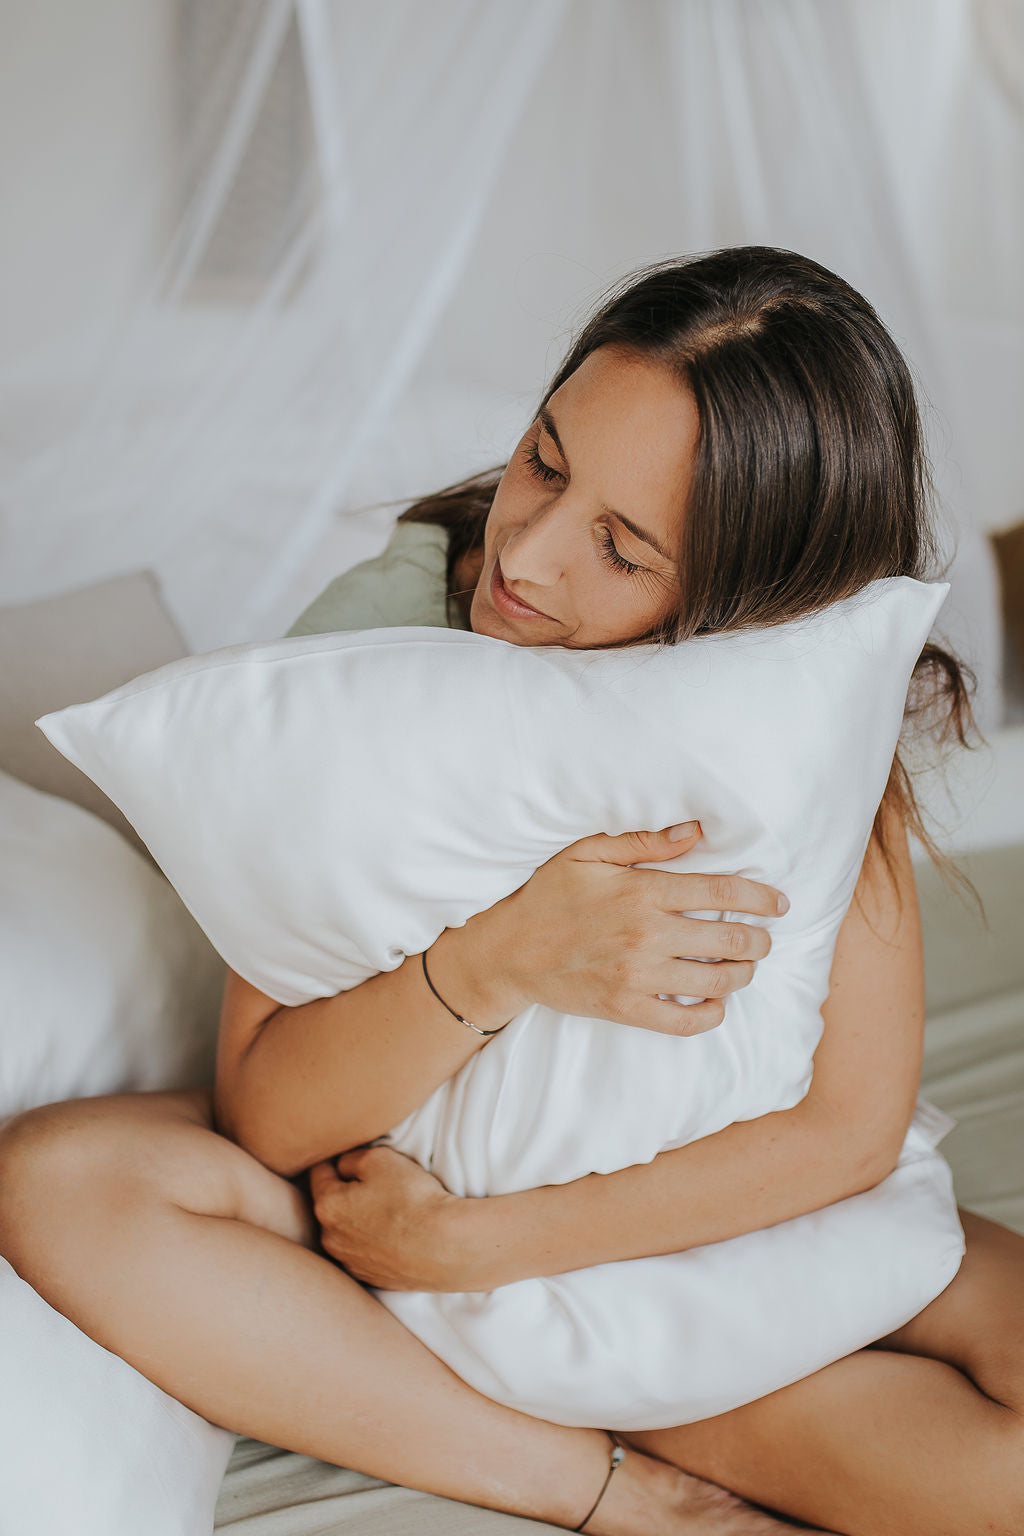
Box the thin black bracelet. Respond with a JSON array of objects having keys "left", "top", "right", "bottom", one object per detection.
[{"left": 420, "top": 949, "right": 510, "bottom": 1037}]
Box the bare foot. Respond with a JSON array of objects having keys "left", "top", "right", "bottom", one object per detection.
[{"left": 581, "top": 1441, "right": 827, "bottom": 1536}]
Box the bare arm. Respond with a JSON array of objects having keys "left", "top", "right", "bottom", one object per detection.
[
  {"left": 213, "top": 823, "right": 779, "bottom": 1178},
  {"left": 212, "top": 906, "right": 515, "bottom": 1178},
  {"left": 315, "top": 800, "right": 926, "bottom": 1291}
]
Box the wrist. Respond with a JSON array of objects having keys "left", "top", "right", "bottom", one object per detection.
[
  {"left": 442, "top": 1184, "right": 569, "bottom": 1291},
  {"left": 438, "top": 1190, "right": 506, "bottom": 1292},
  {"left": 426, "top": 905, "right": 528, "bottom": 1033}
]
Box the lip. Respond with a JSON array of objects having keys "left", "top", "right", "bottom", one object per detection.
[{"left": 490, "top": 557, "right": 552, "bottom": 620}]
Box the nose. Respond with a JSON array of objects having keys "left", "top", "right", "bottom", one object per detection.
[{"left": 499, "top": 499, "right": 574, "bottom": 588}]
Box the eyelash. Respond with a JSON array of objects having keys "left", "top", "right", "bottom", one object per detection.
[{"left": 522, "top": 439, "right": 645, "bottom": 577}]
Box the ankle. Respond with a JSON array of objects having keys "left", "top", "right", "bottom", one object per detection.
[
  {"left": 576, "top": 1443, "right": 693, "bottom": 1536},
  {"left": 575, "top": 1433, "right": 625, "bottom": 1532}
]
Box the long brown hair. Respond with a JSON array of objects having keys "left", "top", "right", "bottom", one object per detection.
[{"left": 397, "top": 247, "right": 980, "bottom": 897}]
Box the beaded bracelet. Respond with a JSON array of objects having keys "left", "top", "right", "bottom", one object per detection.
[{"left": 420, "top": 949, "right": 510, "bottom": 1037}]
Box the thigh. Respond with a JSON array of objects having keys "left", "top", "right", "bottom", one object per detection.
[
  {"left": 617, "top": 1210, "right": 1024, "bottom": 1534},
  {"left": 871, "top": 1206, "right": 1024, "bottom": 1413},
  {"left": 0, "top": 1087, "right": 316, "bottom": 1258}
]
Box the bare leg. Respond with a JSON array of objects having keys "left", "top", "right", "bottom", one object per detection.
[
  {"left": 620, "top": 1210, "right": 1024, "bottom": 1535},
  {"left": 0, "top": 1090, "right": 812, "bottom": 1536}
]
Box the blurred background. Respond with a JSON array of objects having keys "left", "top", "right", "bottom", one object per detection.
[{"left": 1, "top": 0, "right": 1022, "bottom": 731}]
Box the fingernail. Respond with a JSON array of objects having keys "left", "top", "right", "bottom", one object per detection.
[
  {"left": 667, "top": 821, "right": 700, "bottom": 840},
  {"left": 776, "top": 892, "right": 790, "bottom": 915}
]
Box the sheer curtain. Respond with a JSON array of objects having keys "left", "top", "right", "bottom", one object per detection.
[{"left": 1, "top": 0, "right": 1019, "bottom": 722}]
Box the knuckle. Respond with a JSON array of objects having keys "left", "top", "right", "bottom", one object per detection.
[
  {"left": 662, "top": 1005, "right": 694, "bottom": 1037},
  {"left": 704, "top": 964, "right": 729, "bottom": 998},
  {"left": 618, "top": 921, "right": 644, "bottom": 955},
  {"left": 707, "top": 874, "right": 735, "bottom": 909},
  {"left": 675, "top": 1006, "right": 706, "bottom": 1037},
  {"left": 725, "top": 923, "right": 750, "bottom": 958},
  {"left": 697, "top": 999, "right": 727, "bottom": 1030},
  {"left": 312, "top": 1190, "right": 337, "bottom": 1221}
]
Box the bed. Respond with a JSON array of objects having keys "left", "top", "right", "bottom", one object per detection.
[{"left": 1, "top": 569, "right": 1020, "bottom": 1536}]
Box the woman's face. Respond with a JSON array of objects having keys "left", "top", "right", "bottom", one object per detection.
[{"left": 469, "top": 344, "right": 699, "bottom": 647}]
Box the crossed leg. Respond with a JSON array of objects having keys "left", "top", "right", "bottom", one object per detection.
[
  {"left": 0, "top": 1086, "right": 811, "bottom": 1536},
  {"left": 621, "top": 1210, "right": 1024, "bottom": 1535},
  {"left": 2, "top": 1089, "right": 1021, "bottom": 1534}
]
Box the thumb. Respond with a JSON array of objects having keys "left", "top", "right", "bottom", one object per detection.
[
  {"left": 308, "top": 1159, "right": 342, "bottom": 1202},
  {"left": 588, "top": 821, "right": 702, "bottom": 866}
]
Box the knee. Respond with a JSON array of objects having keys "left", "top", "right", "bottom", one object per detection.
[{"left": 0, "top": 1100, "right": 100, "bottom": 1260}]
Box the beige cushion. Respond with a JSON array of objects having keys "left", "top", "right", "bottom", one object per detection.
[
  {"left": 918, "top": 842, "right": 1024, "bottom": 1234},
  {"left": 0, "top": 572, "right": 187, "bottom": 860}
]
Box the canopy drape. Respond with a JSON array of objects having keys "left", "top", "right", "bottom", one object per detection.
[{"left": 1, "top": 0, "right": 1019, "bottom": 725}]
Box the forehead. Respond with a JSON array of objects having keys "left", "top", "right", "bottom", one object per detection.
[{"left": 545, "top": 347, "right": 698, "bottom": 543}]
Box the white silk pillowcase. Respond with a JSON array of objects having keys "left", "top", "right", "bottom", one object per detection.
[{"left": 37, "top": 576, "right": 965, "bottom": 1428}]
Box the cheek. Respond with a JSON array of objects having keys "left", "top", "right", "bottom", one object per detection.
[
  {"left": 480, "top": 479, "right": 515, "bottom": 551},
  {"left": 582, "top": 575, "right": 670, "bottom": 644}
]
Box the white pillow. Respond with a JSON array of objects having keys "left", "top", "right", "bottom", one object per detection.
[
  {"left": 37, "top": 577, "right": 966, "bottom": 1428},
  {"left": 0, "top": 776, "right": 234, "bottom": 1533},
  {"left": 0, "top": 769, "right": 225, "bottom": 1122},
  {"left": 0, "top": 1256, "right": 235, "bottom": 1536}
]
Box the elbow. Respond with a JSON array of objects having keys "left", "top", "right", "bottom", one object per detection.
[
  {"left": 212, "top": 1080, "right": 301, "bottom": 1178},
  {"left": 213, "top": 1082, "right": 365, "bottom": 1179},
  {"left": 225, "top": 1117, "right": 308, "bottom": 1180},
  {"left": 840, "top": 1136, "right": 903, "bottom": 1197}
]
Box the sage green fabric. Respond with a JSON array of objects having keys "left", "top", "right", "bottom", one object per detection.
[
  {"left": 215, "top": 541, "right": 1024, "bottom": 1534},
  {"left": 285, "top": 519, "right": 469, "bottom": 637}
]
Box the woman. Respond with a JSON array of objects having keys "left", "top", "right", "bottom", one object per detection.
[{"left": 1, "top": 247, "right": 1021, "bottom": 1536}]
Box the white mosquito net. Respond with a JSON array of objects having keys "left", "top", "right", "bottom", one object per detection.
[{"left": 1, "top": 0, "right": 1020, "bottom": 727}]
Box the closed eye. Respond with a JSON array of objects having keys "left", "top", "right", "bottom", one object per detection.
[
  {"left": 596, "top": 527, "right": 643, "bottom": 575},
  {"left": 524, "top": 439, "right": 564, "bottom": 486},
  {"left": 523, "top": 439, "right": 646, "bottom": 578}
]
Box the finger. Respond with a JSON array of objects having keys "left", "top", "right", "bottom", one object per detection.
[
  {"left": 644, "top": 869, "right": 789, "bottom": 919},
  {"left": 334, "top": 1148, "right": 372, "bottom": 1179},
  {"left": 656, "top": 957, "right": 757, "bottom": 1000},
  {"left": 658, "top": 914, "right": 772, "bottom": 962},
  {"left": 613, "top": 994, "right": 728, "bottom": 1038},
  {"left": 575, "top": 824, "right": 702, "bottom": 867},
  {"left": 308, "top": 1160, "right": 341, "bottom": 1202}
]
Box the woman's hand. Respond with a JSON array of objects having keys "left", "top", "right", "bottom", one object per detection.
[
  {"left": 443, "top": 822, "right": 788, "bottom": 1039},
  {"left": 308, "top": 1144, "right": 467, "bottom": 1291}
]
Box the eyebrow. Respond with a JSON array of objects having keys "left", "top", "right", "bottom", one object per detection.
[{"left": 537, "top": 404, "right": 675, "bottom": 564}]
